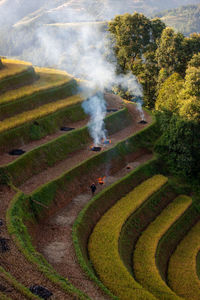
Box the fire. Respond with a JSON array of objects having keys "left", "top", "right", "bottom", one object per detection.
[
  {"left": 102, "top": 139, "right": 111, "bottom": 145},
  {"left": 98, "top": 176, "right": 106, "bottom": 185}
]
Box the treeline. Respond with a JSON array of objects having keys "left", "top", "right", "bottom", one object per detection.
[
  {"left": 155, "top": 4, "right": 200, "bottom": 36},
  {"left": 108, "top": 13, "right": 200, "bottom": 184}
]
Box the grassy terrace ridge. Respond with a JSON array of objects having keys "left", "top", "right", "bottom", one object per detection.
[
  {"left": 0, "top": 266, "right": 41, "bottom": 300},
  {"left": 0, "top": 67, "right": 73, "bottom": 107},
  {"left": 0, "top": 293, "right": 12, "bottom": 300},
  {"left": 0, "top": 93, "right": 84, "bottom": 134},
  {"left": 88, "top": 175, "right": 167, "bottom": 300},
  {"left": 168, "top": 221, "right": 200, "bottom": 299},
  {"left": 1, "top": 108, "right": 130, "bottom": 186},
  {"left": 0, "top": 58, "right": 31, "bottom": 80},
  {"left": 133, "top": 195, "right": 192, "bottom": 300},
  {"left": 0, "top": 102, "right": 86, "bottom": 154},
  {"left": 6, "top": 192, "right": 89, "bottom": 300},
  {"left": 6, "top": 113, "right": 158, "bottom": 299}
]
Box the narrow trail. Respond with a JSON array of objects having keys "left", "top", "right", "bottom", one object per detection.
[
  {"left": 20, "top": 105, "right": 151, "bottom": 194},
  {"left": 34, "top": 152, "right": 153, "bottom": 300},
  {"left": 0, "top": 186, "right": 73, "bottom": 299}
]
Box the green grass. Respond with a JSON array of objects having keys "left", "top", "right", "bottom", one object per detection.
[
  {"left": 2, "top": 108, "right": 131, "bottom": 186},
  {"left": 0, "top": 67, "right": 73, "bottom": 106},
  {"left": 134, "top": 195, "right": 192, "bottom": 300},
  {"left": 0, "top": 102, "right": 86, "bottom": 154},
  {"left": 0, "top": 93, "right": 83, "bottom": 133}
]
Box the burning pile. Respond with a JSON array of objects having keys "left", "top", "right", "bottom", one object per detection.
[
  {"left": 98, "top": 176, "right": 106, "bottom": 185},
  {"left": 90, "top": 146, "right": 101, "bottom": 152}
]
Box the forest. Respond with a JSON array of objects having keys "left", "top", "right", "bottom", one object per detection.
[{"left": 108, "top": 12, "right": 200, "bottom": 187}]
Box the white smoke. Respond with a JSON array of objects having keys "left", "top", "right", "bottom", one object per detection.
[{"left": 82, "top": 93, "right": 107, "bottom": 146}]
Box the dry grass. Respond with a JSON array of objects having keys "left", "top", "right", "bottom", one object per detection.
[
  {"left": 0, "top": 59, "right": 31, "bottom": 80},
  {"left": 88, "top": 175, "right": 167, "bottom": 300},
  {"left": 168, "top": 221, "right": 200, "bottom": 300},
  {"left": 0, "top": 68, "right": 72, "bottom": 106},
  {"left": 134, "top": 195, "right": 192, "bottom": 300},
  {"left": 0, "top": 93, "right": 84, "bottom": 133}
]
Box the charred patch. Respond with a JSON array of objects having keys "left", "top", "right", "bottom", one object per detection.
[
  {"left": 91, "top": 146, "right": 101, "bottom": 152},
  {"left": 0, "top": 238, "right": 9, "bottom": 253},
  {"left": 29, "top": 285, "right": 53, "bottom": 299},
  {"left": 60, "top": 127, "right": 75, "bottom": 132},
  {"left": 8, "top": 149, "right": 26, "bottom": 156},
  {"left": 138, "top": 120, "right": 147, "bottom": 124}
]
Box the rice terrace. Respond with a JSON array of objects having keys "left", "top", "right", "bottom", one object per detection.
[{"left": 1, "top": 1, "right": 200, "bottom": 300}]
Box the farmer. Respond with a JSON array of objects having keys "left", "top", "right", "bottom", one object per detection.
[{"left": 90, "top": 183, "right": 96, "bottom": 195}]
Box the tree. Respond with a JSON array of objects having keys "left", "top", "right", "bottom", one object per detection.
[
  {"left": 155, "top": 27, "right": 186, "bottom": 76},
  {"left": 188, "top": 52, "right": 200, "bottom": 68},
  {"left": 155, "top": 73, "right": 184, "bottom": 113}
]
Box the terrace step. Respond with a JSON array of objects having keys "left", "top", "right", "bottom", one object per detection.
[
  {"left": 34, "top": 151, "right": 153, "bottom": 300},
  {"left": 0, "top": 67, "right": 78, "bottom": 120},
  {"left": 168, "top": 221, "right": 200, "bottom": 299},
  {"left": 0, "top": 266, "right": 40, "bottom": 300},
  {"left": 0, "top": 59, "right": 37, "bottom": 95},
  {"left": 88, "top": 175, "right": 167, "bottom": 299},
  {"left": 1, "top": 186, "right": 83, "bottom": 300},
  {"left": 133, "top": 195, "right": 192, "bottom": 299},
  {"left": 0, "top": 93, "right": 84, "bottom": 134}
]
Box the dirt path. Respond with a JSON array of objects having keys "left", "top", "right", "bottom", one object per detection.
[
  {"left": 0, "top": 185, "right": 74, "bottom": 300},
  {"left": 35, "top": 152, "right": 153, "bottom": 300},
  {"left": 20, "top": 105, "right": 151, "bottom": 194}
]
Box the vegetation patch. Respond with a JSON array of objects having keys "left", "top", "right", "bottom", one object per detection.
[
  {"left": 0, "top": 93, "right": 83, "bottom": 133},
  {"left": 0, "top": 73, "right": 78, "bottom": 120},
  {"left": 134, "top": 195, "right": 192, "bottom": 299},
  {"left": 0, "top": 102, "right": 86, "bottom": 154},
  {"left": 2, "top": 107, "right": 131, "bottom": 186},
  {"left": 88, "top": 175, "right": 167, "bottom": 300},
  {"left": 167, "top": 220, "right": 200, "bottom": 299}
]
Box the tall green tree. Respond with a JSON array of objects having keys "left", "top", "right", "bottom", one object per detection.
[
  {"left": 155, "top": 27, "right": 186, "bottom": 76},
  {"left": 155, "top": 73, "right": 184, "bottom": 113}
]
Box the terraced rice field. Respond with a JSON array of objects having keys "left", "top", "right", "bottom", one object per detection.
[{"left": 0, "top": 58, "right": 199, "bottom": 300}]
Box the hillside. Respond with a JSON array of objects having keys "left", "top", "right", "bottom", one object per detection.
[
  {"left": 1, "top": 58, "right": 200, "bottom": 300},
  {"left": 0, "top": 0, "right": 200, "bottom": 71},
  {"left": 155, "top": 4, "right": 200, "bottom": 35}
]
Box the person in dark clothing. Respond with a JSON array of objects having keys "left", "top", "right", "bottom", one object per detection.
[{"left": 90, "top": 183, "right": 96, "bottom": 195}]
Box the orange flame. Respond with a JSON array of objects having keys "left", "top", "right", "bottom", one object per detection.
[{"left": 98, "top": 176, "right": 106, "bottom": 185}]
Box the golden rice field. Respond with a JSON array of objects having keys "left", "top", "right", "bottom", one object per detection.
[
  {"left": 88, "top": 175, "right": 167, "bottom": 300},
  {"left": 134, "top": 195, "right": 192, "bottom": 300},
  {"left": 0, "top": 68, "right": 73, "bottom": 106},
  {"left": 0, "top": 59, "right": 31, "bottom": 80},
  {"left": 168, "top": 221, "right": 200, "bottom": 300},
  {"left": 0, "top": 93, "right": 84, "bottom": 133}
]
